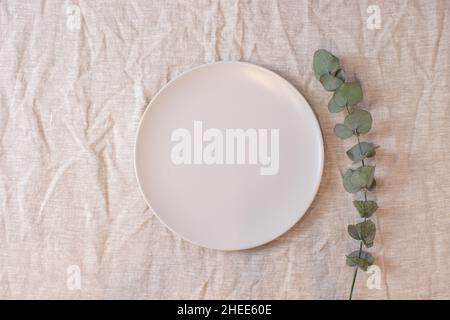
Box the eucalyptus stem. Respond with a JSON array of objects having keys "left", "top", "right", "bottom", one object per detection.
[
  {"left": 349, "top": 241, "right": 363, "bottom": 300},
  {"left": 314, "top": 49, "right": 379, "bottom": 300},
  {"left": 346, "top": 107, "right": 367, "bottom": 300}
]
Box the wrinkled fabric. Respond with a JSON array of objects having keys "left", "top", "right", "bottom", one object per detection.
[{"left": 0, "top": 0, "right": 449, "bottom": 299}]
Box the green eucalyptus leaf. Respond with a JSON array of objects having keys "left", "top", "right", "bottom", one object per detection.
[
  {"left": 334, "top": 124, "right": 353, "bottom": 139},
  {"left": 344, "top": 109, "right": 373, "bottom": 134},
  {"left": 335, "top": 69, "right": 346, "bottom": 81},
  {"left": 333, "top": 82, "right": 363, "bottom": 107},
  {"left": 343, "top": 169, "right": 363, "bottom": 193},
  {"left": 350, "top": 166, "right": 375, "bottom": 189},
  {"left": 346, "top": 142, "right": 379, "bottom": 163},
  {"left": 320, "top": 74, "right": 343, "bottom": 91},
  {"left": 347, "top": 224, "right": 360, "bottom": 240},
  {"left": 346, "top": 250, "right": 374, "bottom": 271},
  {"left": 313, "top": 49, "right": 340, "bottom": 80},
  {"left": 353, "top": 200, "right": 378, "bottom": 218},
  {"left": 356, "top": 220, "right": 376, "bottom": 248},
  {"left": 328, "top": 96, "right": 345, "bottom": 113},
  {"left": 368, "top": 178, "right": 376, "bottom": 190}
]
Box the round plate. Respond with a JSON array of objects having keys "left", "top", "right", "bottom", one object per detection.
[{"left": 135, "top": 62, "right": 324, "bottom": 250}]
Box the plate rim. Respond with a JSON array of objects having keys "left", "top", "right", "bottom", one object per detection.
[{"left": 134, "top": 61, "right": 324, "bottom": 250}]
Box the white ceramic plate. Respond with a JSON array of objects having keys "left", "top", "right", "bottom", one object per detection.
[{"left": 135, "top": 62, "right": 324, "bottom": 250}]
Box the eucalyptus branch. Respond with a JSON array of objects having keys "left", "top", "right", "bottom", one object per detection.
[{"left": 313, "top": 50, "right": 379, "bottom": 300}]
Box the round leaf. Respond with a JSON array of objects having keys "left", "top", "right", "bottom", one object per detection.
[
  {"left": 343, "top": 169, "right": 362, "bottom": 193},
  {"left": 313, "top": 49, "right": 340, "bottom": 80},
  {"left": 334, "top": 123, "right": 353, "bottom": 139},
  {"left": 333, "top": 82, "right": 363, "bottom": 107},
  {"left": 328, "top": 96, "right": 345, "bottom": 113},
  {"left": 350, "top": 165, "right": 375, "bottom": 189},
  {"left": 346, "top": 142, "right": 379, "bottom": 163},
  {"left": 335, "top": 69, "right": 346, "bottom": 81},
  {"left": 320, "top": 74, "right": 343, "bottom": 91},
  {"left": 347, "top": 225, "right": 360, "bottom": 240},
  {"left": 344, "top": 109, "right": 373, "bottom": 134},
  {"left": 353, "top": 200, "right": 378, "bottom": 218},
  {"left": 346, "top": 250, "right": 374, "bottom": 271},
  {"left": 368, "top": 178, "right": 376, "bottom": 191},
  {"left": 356, "top": 220, "right": 376, "bottom": 248}
]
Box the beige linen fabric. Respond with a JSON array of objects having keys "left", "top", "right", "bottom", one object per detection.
[{"left": 0, "top": 0, "right": 449, "bottom": 299}]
